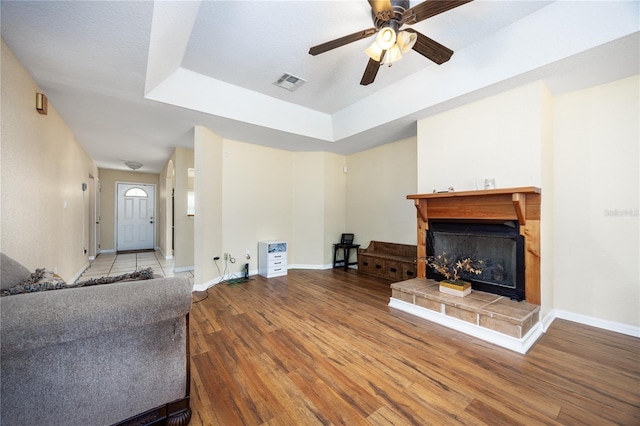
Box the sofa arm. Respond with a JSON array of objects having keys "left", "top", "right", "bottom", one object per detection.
[{"left": 1, "top": 276, "right": 192, "bottom": 355}]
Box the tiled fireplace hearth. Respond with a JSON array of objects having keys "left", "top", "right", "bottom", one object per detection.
[
  {"left": 389, "top": 187, "right": 544, "bottom": 353},
  {"left": 389, "top": 279, "right": 541, "bottom": 353}
]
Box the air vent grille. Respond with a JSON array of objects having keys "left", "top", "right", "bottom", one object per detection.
[{"left": 273, "top": 73, "right": 306, "bottom": 92}]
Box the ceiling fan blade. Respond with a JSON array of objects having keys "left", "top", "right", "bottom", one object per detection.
[
  {"left": 368, "top": 0, "right": 394, "bottom": 21},
  {"left": 360, "top": 56, "right": 382, "bottom": 86},
  {"left": 403, "top": 0, "right": 473, "bottom": 25},
  {"left": 405, "top": 29, "right": 453, "bottom": 64},
  {"left": 309, "top": 28, "right": 377, "bottom": 56}
]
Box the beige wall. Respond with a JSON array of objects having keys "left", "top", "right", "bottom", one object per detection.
[
  {"left": 97, "top": 169, "right": 160, "bottom": 252},
  {"left": 172, "top": 147, "right": 194, "bottom": 270},
  {"left": 291, "top": 151, "right": 347, "bottom": 267},
  {"left": 416, "top": 77, "right": 639, "bottom": 328},
  {"left": 417, "top": 82, "right": 546, "bottom": 193},
  {"left": 221, "top": 139, "right": 293, "bottom": 278},
  {"left": 191, "top": 141, "right": 347, "bottom": 288},
  {"left": 322, "top": 152, "right": 348, "bottom": 264},
  {"left": 1, "top": 40, "right": 98, "bottom": 282},
  {"left": 194, "top": 126, "right": 223, "bottom": 285},
  {"left": 418, "top": 82, "right": 553, "bottom": 317},
  {"left": 346, "top": 137, "right": 418, "bottom": 248},
  {"left": 552, "top": 75, "right": 639, "bottom": 327},
  {"left": 157, "top": 159, "right": 174, "bottom": 258}
]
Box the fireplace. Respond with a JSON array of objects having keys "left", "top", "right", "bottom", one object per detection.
[
  {"left": 426, "top": 219, "right": 525, "bottom": 300},
  {"left": 407, "top": 187, "right": 541, "bottom": 304}
]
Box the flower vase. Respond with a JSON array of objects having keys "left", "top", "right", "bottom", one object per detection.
[{"left": 439, "top": 280, "right": 471, "bottom": 297}]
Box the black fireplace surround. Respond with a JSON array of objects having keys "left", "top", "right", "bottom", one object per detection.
[{"left": 426, "top": 219, "right": 525, "bottom": 301}]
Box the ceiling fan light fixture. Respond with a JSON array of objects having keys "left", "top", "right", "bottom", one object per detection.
[
  {"left": 382, "top": 44, "right": 402, "bottom": 65},
  {"left": 396, "top": 30, "right": 417, "bottom": 53},
  {"left": 365, "top": 41, "right": 383, "bottom": 62},
  {"left": 375, "top": 26, "right": 396, "bottom": 50}
]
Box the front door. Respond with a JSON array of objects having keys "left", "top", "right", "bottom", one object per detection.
[{"left": 116, "top": 183, "right": 155, "bottom": 251}]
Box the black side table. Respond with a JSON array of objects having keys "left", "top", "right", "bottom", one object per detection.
[{"left": 333, "top": 243, "right": 360, "bottom": 271}]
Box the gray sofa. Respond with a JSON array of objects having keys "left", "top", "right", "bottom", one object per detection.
[{"left": 0, "top": 254, "right": 193, "bottom": 426}]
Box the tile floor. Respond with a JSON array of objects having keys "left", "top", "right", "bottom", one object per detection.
[{"left": 76, "top": 250, "right": 194, "bottom": 285}]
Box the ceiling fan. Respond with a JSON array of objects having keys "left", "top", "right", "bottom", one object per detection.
[{"left": 309, "top": 0, "right": 472, "bottom": 85}]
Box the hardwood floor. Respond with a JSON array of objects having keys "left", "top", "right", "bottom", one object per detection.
[{"left": 188, "top": 269, "right": 640, "bottom": 425}]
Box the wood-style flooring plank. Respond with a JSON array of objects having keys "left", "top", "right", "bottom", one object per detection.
[{"left": 188, "top": 269, "right": 640, "bottom": 425}]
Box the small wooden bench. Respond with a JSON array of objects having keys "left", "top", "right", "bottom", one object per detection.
[{"left": 358, "top": 241, "right": 417, "bottom": 282}]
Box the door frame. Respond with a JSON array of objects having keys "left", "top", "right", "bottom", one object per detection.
[{"left": 114, "top": 181, "right": 157, "bottom": 252}]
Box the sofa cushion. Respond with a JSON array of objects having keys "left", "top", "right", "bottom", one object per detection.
[
  {"left": 1, "top": 276, "right": 192, "bottom": 355},
  {"left": 0, "top": 267, "right": 155, "bottom": 297},
  {"left": 0, "top": 253, "right": 32, "bottom": 290}
]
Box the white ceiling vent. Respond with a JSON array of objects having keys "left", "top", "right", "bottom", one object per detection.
[{"left": 273, "top": 73, "right": 306, "bottom": 92}]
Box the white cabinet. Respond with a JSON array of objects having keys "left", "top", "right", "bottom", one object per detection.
[{"left": 258, "top": 241, "right": 287, "bottom": 278}]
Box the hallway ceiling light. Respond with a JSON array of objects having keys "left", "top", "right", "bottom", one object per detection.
[{"left": 125, "top": 161, "right": 143, "bottom": 171}]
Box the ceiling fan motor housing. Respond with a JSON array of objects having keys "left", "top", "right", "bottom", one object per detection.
[{"left": 373, "top": 0, "right": 410, "bottom": 30}]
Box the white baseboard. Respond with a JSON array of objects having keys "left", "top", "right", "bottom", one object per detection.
[
  {"left": 98, "top": 249, "right": 115, "bottom": 254},
  {"left": 156, "top": 246, "right": 173, "bottom": 260},
  {"left": 192, "top": 271, "right": 257, "bottom": 292},
  {"left": 192, "top": 279, "right": 222, "bottom": 292},
  {"left": 71, "top": 261, "right": 91, "bottom": 283},
  {"left": 287, "top": 263, "right": 333, "bottom": 270},
  {"left": 549, "top": 309, "right": 640, "bottom": 338},
  {"left": 388, "top": 298, "right": 544, "bottom": 354},
  {"left": 173, "top": 265, "right": 194, "bottom": 273}
]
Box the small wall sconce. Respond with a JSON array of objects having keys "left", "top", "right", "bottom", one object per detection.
[{"left": 36, "top": 93, "right": 48, "bottom": 115}]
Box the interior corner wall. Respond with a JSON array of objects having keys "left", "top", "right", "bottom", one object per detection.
[
  {"left": 290, "top": 151, "right": 347, "bottom": 268},
  {"left": 194, "top": 126, "right": 223, "bottom": 286},
  {"left": 539, "top": 83, "right": 555, "bottom": 320},
  {"left": 172, "top": 146, "right": 194, "bottom": 270},
  {"left": 322, "top": 152, "right": 347, "bottom": 265},
  {"left": 552, "top": 75, "right": 639, "bottom": 327},
  {"left": 157, "top": 159, "right": 173, "bottom": 259},
  {"left": 97, "top": 169, "right": 160, "bottom": 252},
  {"left": 220, "top": 139, "right": 293, "bottom": 277},
  {"left": 1, "top": 39, "right": 98, "bottom": 281},
  {"left": 345, "top": 137, "right": 418, "bottom": 249},
  {"left": 291, "top": 152, "right": 328, "bottom": 267}
]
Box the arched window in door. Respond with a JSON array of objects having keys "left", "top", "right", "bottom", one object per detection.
[{"left": 124, "top": 187, "right": 148, "bottom": 197}]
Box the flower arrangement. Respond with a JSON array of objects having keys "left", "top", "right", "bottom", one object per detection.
[{"left": 427, "top": 251, "right": 483, "bottom": 285}]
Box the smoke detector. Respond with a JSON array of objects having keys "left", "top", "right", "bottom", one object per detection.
[{"left": 273, "top": 73, "right": 306, "bottom": 92}]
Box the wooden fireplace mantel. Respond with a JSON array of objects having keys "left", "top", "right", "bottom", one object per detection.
[{"left": 407, "top": 187, "right": 541, "bottom": 304}]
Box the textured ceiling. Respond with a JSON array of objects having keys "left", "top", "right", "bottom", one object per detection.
[{"left": 2, "top": 1, "right": 638, "bottom": 173}]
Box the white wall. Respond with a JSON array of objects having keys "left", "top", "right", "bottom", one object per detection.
[
  {"left": 346, "top": 137, "right": 418, "bottom": 248},
  {"left": 552, "top": 75, "right": 639, "bottom": 327},
  {"left": 1, "top": 40, "right": 98, "bottom": 281}
]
